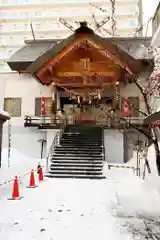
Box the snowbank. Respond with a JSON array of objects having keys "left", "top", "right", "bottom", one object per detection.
[
  {"left": 0, "top": 148, "right": 45, "bottom": 199},
  {"left": 108, "top": 169, "right": 160, "bottom": 218},
  {"left": 0, "top": 109, "right": 9, "bottom": 118}
]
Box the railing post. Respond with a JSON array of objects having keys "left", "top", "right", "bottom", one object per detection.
[{"left": 102, "top": 127, "right": 106, "bottom": 162}]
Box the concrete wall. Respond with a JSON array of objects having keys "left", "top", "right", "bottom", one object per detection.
[
  {"left": 1, "top": 73, "right": 55, "bottom": 158},
  {"left": 104, "top": 129, "right": 124, "bottom": 163}
]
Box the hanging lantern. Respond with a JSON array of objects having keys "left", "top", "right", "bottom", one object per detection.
[
  {"left": 41, "top": 97, "right": 45, "bottom": 116},
  {"left": 98, "top": 90, "right": 101, "bottom": 99},
  {"left": 89, "top": 97, "right": 92, "bottom": 104},
  {"left": 123, "top": 98, "right": 129, "bottom": 116},
  {"left": 77, "top": 96, "right": 80, "bottom": 104}
]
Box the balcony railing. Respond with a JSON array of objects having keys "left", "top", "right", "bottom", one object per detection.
[
  {"left": 24, "top": 114, "right": 145, "bottom": 129},
  {"left": 152, "top": 2, "right": 160, "bottom": 35}
]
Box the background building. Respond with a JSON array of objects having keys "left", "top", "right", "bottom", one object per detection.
[
  {"left": 0, "top": 0, "right": 142, "bottom": 73},
  {"left": 151, "top": 1, "right": 160, "bottom": 47}
]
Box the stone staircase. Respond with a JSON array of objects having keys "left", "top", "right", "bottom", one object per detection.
[{"left": 47, "top": 125, "right": 105, "bottom": 179}]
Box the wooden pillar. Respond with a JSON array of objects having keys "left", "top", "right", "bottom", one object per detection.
[{"left": 51, "top": 83, "right": 57, "bottom": 114}]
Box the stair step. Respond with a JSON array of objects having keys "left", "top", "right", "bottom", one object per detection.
[
  {"left": 55, "top": 146, "right": 102, "bottom": 150},
  {"left": 50, "top": 166, "right": 102, "bottom": 171},
  {"left": 60, "top": 140, "right": 101, "bottom": 144},
  {"left": 55, "top": 146, "right": 102, "bottom": 151},
  {"left": 51, "top": 160, "right": 102, "bottom": 164},
  {"left": 51, "top": 158, "right": 103, "bottom": 161},
  {"left": 52, "top": 155, "right": 102, "bottom": 159},
  {"left": 46, "top": 174, "right": 106, "bottom": 179},
  {"left": 61, "top": 137, "right": 102, "bottom": 141},
  {"left": 49, "top": 170, "right": 102, "bottom": 175},
  {"left": 53, "top": 153, "right": 102, "bottom": 157},
  {"left": 50, "top": 163, "right": 103, "bottom": 167}
]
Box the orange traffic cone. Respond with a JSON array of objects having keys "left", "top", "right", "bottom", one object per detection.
[
  {"left": 8, "top": 176, "right": 23, "bottom": 200},
  {"left": 38, "top": 167, "right": 44, "bottom": 181},
  {"left": 27, "top": 170, "right": 38, "bottom": 188}
]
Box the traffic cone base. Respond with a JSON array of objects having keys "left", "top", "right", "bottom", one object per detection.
[
  {"left": 26, "top": 185, "right": 38, "bottom": 188},
  {"left": 8, "top": 196, "right": 23, "bottom": 200}
]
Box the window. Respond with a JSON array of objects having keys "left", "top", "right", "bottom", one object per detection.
[
  {"left": 121, "top": 97, "right": 139, "bottom": 117},
  {"left": 4, "top": 98, "right": 21, "bottom": 117},
  {"left": 35, "top": 97, "right": 52, "bottom": 116}
]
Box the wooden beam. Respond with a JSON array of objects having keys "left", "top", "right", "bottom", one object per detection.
[
  {"left": 37, "top": 37, "right": 91, "bottom": 78},
  {"left": 86, "top": 39, "right": 133, "bottom": 76},
  {"left": 56, "top": 71, "right": 116, "bottom": 77},
  {"left": 53, "top": 83, "right": 115, "bottom": 88}
]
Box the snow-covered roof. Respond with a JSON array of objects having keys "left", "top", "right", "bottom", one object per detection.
[{"left": 0, "top": 109, "right": 10, "bottom": 121}]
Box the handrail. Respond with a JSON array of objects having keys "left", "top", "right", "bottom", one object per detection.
[
  {"left": 102, "top": 127, "right": 106, "bottom": 163},
  {"left": 45, "top": 126, "right": 64, "bottom": 173}
]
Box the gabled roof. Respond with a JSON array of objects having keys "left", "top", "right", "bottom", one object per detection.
[{"left": 7, "top": 22, "right": 152, "bottom": 74}]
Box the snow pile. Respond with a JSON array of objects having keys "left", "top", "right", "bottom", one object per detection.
[
  {"left": 108, "top": 169, "right": 160, "bottom": 217},
  {"left": 0, "top": 148, "right": 44, "bottom": 200},
  {"left": 0, "top": 109, "right": 10, "bottom": 117}
]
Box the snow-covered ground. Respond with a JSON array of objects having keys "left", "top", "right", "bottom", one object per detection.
[{"left": 1, "top": 149, "right": 160, "bottom": 239}]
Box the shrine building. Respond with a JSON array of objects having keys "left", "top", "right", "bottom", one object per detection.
[{"left": 1, "top": 22, "right": 152, "bottom": 166}]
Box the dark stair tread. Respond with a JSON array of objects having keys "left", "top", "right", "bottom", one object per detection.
[
  {"left": 51, "top": 159, "right": 102, "bottom": 164},
  {"left": 50, "top": 166, "right": 102, "bottom": 169},
  {"left": 49, "top": 171, "right": 102, "bottom": 175},
  {"left": 50, "top": 163, "right": 103, "bottom": 167},
  {"left": 46, "top": 174, "right": 106, "bottom": 179},
  {"left": 52, "top": 153, "right": 103, "bottom": 158},
  {"left": 52, "top": 156, "right": 102, "bottom": 158}
]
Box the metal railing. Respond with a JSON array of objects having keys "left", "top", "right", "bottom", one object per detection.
[
  {"left": 24, "top": 114, "right": 145, "bottom": 128},
  {"left": 102, "top": 128, "right": 105, "bottom": 163},
  {"left": 152, "top": 2, "right": 160, "bottom": 35},
  {"left": 45, "top": 126, "right": 64, "bottom": 173}
]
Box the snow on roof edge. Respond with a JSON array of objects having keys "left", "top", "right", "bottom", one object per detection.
[{"left": 0, "top": 109, "right": 10, "bottom": 118}]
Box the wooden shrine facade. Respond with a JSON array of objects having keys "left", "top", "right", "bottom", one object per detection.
[{"left": 7, "top": 21, "right": 151, "bottom": 128}]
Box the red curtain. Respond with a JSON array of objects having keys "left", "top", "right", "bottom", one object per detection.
[
  {"left": 41, "top": 97, "right": 45, "bottom": 116},
  {"left": 123, "top": 98, "right": 129, "bottom": 116}
]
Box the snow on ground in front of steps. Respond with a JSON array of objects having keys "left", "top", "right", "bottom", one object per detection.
[
  {"left": 1, "top": 148, "right": 160, "bottom": 239},
  {"left": 1, "top": 168, "right": 160, "bottom": 239}
]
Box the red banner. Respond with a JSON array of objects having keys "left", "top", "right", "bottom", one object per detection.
[
  {"left": 123, "top": 98, "right": 129, "bottom": 116},
  {"left": 41, "top": 97, "right": 45, "bottom": 116}
]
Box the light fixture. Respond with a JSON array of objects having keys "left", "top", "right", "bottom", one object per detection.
[
  {"left": 77, "top": 96, "right": 80, "bottom": 104},
  {"left": 116, "top": 81, "right": 119, "bottom": 86},
  {"left": 98, "top": 90, "right": 101, "bottom": 99}
]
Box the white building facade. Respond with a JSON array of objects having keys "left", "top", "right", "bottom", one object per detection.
[
  {"left": 0, "top": 0, "right": 142, "bottom": 73},
  {"left": 0, "top": 0, "right": 147, "bottom": 164},
  {"left": 151, "top": 2, "right": 160, "bottom": 47}
]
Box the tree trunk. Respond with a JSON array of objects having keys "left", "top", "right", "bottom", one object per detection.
[
  {"left": 153, "top": 138, "right": 160, "bottom": 175},
  {"left": 135, "top": 81, "right": 160, "bottom": 175}
]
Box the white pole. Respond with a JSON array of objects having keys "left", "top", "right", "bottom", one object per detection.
[{"left": 8, "top": 119, "right": 11, "bottom": 168}]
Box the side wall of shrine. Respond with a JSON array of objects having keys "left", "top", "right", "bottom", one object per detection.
[{"left": 0, "top": 70, "right": 149, "bottom": 163}]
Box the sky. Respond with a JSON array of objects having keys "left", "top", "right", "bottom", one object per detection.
[
  {"left": 143, "top": 0, "right": 159, "bottom": 21},
  {"left": 142, "top": 0, "right": 159, "bottom": 35}
]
